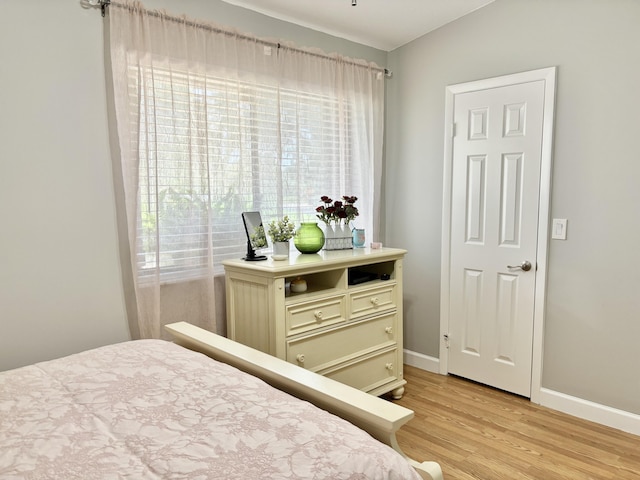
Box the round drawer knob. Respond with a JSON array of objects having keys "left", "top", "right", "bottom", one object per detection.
[
  {"left": 370, "top": 297, "right": 380, "bottom": 306},
  {"left": 385, "top": 362, "right": 394, "bottom": 371},
  {"left": 314, "top": 310, "right": 323, "bottom": 320},
  {"left": 296, "top": 354, "right": 305, "bottom": 363},
  {"left": 385, "top": 326, "right": 393, "bottom": 334}
]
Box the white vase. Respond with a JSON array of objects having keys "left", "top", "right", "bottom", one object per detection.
[
  {"left": 338, "top": 221, "right": 349, "bottom": 238},
  {"left": 324, "top": 222, "right": 354, "bottom": 250},
  {"left": 324, "top": 224, "right": 335, "bottom": 239},
  {"left": 272, "top": 241, "right": 290, "bottom": 260},
  {"left": 331, "top": 221, "right": 346, "bottom": 249}
]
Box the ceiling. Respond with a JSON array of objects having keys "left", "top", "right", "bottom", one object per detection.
[{"left": 220, "top": 0, "right": 495, "bottom": 51}]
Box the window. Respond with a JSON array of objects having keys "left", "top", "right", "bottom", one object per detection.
[{"left": 133, "top": 66, "right": 367, "bottom": 279}]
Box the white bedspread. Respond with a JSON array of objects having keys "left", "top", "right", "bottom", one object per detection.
[{"left": 0, "top": 339, "right": 421, "bottom": 479}]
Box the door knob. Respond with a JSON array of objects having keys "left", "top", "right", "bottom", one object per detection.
[{"left": 507, "top": 260, "right": 532, "bottom": 271}]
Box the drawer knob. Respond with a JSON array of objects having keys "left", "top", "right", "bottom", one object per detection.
[
  {"left": 385, "top": 362, "right": 394, "bottom": 371},
  {"left": 296, "top": 354, "right": 306, "bottom": 363},
  {"left": 370, "top": 297, "right": 380, "bottom": 306},
  {"left": 314, "top": 310, "right": 323, "bottom": 320},
  {"left": 385, "top": 326, "right": 393, "bottom": 334}
]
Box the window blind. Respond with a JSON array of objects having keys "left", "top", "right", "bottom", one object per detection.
[{"left": 132, "top": 66, "right": 363, "bottom": 279}]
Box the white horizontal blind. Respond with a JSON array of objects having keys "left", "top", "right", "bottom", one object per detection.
[{"left": 133, "top": 65, "right": 364, "bottom": 279}]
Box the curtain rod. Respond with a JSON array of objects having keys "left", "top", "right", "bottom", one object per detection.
[{"left": 90, "top": 0, "right": 392, "bottom": 78}]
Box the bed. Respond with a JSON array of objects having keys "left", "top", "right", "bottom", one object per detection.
[{"left": 0, "top": 322, "right": 443, "bottom": 479}]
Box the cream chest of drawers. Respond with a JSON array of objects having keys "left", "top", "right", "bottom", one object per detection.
[{"left": 223, "top": 247, "right": 407, "bottom": 399}]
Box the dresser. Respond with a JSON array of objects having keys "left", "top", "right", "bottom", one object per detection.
[{"left": 223, "top": 247, "right": 407, "bottom": 399}]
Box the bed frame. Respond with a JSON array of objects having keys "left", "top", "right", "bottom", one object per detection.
[{"left": 165, "top": 322, "right": 443, "bottom": 480}]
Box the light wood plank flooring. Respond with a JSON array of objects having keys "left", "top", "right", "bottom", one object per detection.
[{"left": 394, "top": 365, "right": 640, "bottom": 480}]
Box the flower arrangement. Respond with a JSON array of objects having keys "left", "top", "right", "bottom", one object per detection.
[
  {"left": 267, "top": 216, "right": 296, "bottom": 242},
  {"left": 316, "top": 195, "right": 359, "bottom": 225}
]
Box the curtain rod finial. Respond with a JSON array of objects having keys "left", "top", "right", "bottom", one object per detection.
[{"left": 101, "top": 0, "right": 111, "bottom": 17}]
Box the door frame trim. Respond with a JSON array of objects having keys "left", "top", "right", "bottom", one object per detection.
[{"left": 439, "top": 67, "right": 557, "bottom": 403}]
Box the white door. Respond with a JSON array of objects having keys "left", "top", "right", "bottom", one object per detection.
[{"left": 445, "top": 75, "right": 549, "bottom": 397}]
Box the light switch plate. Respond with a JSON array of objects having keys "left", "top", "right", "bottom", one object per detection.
[{"left": 551, "top": 218, "right": 567, "bottom": 240}]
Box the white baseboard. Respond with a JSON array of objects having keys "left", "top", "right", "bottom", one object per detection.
[
  {"left": 538, "top": 388, "right": 640, "bottom": 437},
  {"left": 403, "top": 349, "right": 440, "bottom": 373},
  {"left": 402, "top": 351, "right": 640, "bottom": 437}
]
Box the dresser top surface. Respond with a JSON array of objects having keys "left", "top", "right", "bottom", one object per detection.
[{"left": 223, "top": 247, "right": 407, "bottom": 274}]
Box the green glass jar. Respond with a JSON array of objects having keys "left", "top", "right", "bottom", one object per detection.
[{"left": 294, "top": 222, "right": 325, "bottom": 254}]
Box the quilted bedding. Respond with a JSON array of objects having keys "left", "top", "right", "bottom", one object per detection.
[{"left": 0, "top": 339, "right": 421, "bottom": 479}]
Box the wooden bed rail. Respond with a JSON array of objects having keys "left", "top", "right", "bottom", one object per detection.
[{"left": 165, "top": 322, "right": 443, "bottom": 480}]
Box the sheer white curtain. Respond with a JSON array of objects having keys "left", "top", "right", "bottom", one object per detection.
[{"left": 107, "top": 0, "right": 385, "bottom": 338}]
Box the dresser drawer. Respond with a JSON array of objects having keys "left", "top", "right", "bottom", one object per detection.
[
  {"left": 285, "top": 295, "right": 346, "bottom": 337},
  {"left": 322, "top": 349, "right": 399, "bottom": 392},
  {"left": 349, "top": 283, "right": 397, "bottom": 319},
  {"left": 286, "top": 312, "right": 396, "bottom": 370}
]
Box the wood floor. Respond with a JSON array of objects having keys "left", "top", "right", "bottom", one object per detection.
[{"left": 393, "top": 365, "right": 640, "bottom": 480}]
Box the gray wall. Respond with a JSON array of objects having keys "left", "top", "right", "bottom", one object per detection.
[
  {"left": 386, "top": 0, "right": 640, "bottom": 414},
  {"left": 0, "top": 0, "right": 385, "bottom": 371},
  {"left": 144, "top": 0, "right": 387, "bottom": 66},
  {"left": 0, "top": 1, "right": 129, "bottom": 370}
]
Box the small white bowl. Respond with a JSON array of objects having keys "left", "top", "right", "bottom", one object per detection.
[{"left": 290, "top": 278, "right": 307, "bottom": 293}]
